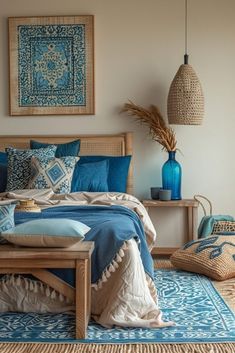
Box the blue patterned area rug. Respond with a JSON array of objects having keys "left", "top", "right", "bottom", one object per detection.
[{"left": 0, "top": 269, "right": 234, "bottom": 344}]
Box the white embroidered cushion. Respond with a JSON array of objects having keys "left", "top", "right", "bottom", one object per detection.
[{"left": 28, "top": 156, "right": 79, "bottom": 194}]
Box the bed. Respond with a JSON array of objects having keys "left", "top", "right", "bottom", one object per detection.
[{"left": 0, "top": 133, "right": 172, "bottom": 337}]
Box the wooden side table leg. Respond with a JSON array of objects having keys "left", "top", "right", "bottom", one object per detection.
[
  {"left": 187, "top": 207, "right": 193, "bottom": 242},
  {"left": 75, "top": 258, "right": 88, "bottom": 339},
  {"left": 192, "top": 206, "right": 198, "bottom": 240}
]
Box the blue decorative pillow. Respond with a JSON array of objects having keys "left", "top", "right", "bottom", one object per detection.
[
  {"left": 75, "top": 156, "right": 131, "bottom": 193},
  {"left": 0, "top": 204, "right": 16, "bottom": 244},
  {"left": 72, "top": 160, "right": 109, "bottom": 192},
  {"left": 30, "top": 139, "right": 80, "bottom": 158},
  {"left": 0, "top": 152, "right": 7, "bottom": 164},
  {"left": 0, "top": 152, "right": 8, "bottom": 192},
  {"left": 6, "top": 146, "right": 57, "bottom": 191},
  {"left": 28, "top": 156, "right": 79, "bottom": 193},
  {"left": 2, "top": 218, "right": 90, "bottom": 248},
  {"left": 0, "top": 163, "right": 7, "bottom": 193}
]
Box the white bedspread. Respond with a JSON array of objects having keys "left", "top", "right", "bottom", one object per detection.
[{"left": 0, "top": 189, "right": 173, "bottom": 328}]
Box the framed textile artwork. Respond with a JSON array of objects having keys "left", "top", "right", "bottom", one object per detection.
[{"left": 8, "top": 16, "right": 94, "bottom": 116}]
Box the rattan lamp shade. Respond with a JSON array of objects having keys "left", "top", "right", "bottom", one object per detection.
[{"left": 167, "top": 64, "right": 204, "bottom": 125}]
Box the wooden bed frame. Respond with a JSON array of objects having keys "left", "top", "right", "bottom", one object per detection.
[
  {"left": 0, "top": 132, "right": 133, "bottom": 194},
  {"left": 0, "top": 132, "right": 133, "bottom": 338}
]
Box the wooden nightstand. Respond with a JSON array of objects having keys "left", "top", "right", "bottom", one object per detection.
[{"left": 142, "top": 199, "right": 199, "bottom": 256}]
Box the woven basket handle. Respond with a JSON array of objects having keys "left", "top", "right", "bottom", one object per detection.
[{"left": 194, "top": 195, "right": 212, "bottom": 216}]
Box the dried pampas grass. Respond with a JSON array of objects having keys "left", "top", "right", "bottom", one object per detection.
[{"left": 122, "top": 101, "right": 177, "bottom": 152}]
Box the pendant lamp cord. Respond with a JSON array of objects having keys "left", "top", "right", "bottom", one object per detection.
[{"left": 184, "top": 0, "right": 189, "bottom": 64}]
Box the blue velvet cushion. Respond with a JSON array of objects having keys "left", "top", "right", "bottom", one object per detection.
[
  {"left": 0, "top": 164, "right": 7, "bottom": 193},
  {"left": 30, "top": 139, "right": 80, "bottom": 158},
  {"left": 0, "top": 152, "right": 7, "bottom": 164},
  {"left": 2, "top": 218, "right": 90, "bottom": 248},
  {"left": 0, "top": 204, "right": 16, "bottom": 244},
  {"left": 0, "top": 152, "right": 8, "bottom": 193},
  {"left": 73, "top": 155, "right": 131, "bottom": 193},
  {"left": 71, "top": 160, "right": 109, "bottom": 192}
]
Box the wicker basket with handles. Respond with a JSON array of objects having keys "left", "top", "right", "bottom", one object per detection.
[{"left": 194, "top": 195, "right": 235, "bottom": 234}]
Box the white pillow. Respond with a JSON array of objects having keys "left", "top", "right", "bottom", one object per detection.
[{"left": 2, "top": 218, "right": 90, "bottom": 248}]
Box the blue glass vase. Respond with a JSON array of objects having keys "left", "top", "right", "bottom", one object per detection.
[{"left": 162, "top": 151, "right": 182, "bottom": 200}]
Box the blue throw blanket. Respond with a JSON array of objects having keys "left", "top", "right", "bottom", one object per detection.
[
  {"left": 14, "top": 205, "right": 154, "bottom": 286},
  {"left": 198, "top": 215, "right": 234, "bottom": 238}
]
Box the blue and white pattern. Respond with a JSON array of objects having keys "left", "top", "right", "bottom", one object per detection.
[
  {"left": 0, "top": 269, "right": 234, "bottom": 343},
  {"left": 184, "top": 236, "right": 235, "bottom": 260},
  {"left": 6, "top": 146, "right": 57, "bottom": 191},
  {"left": 28, "top": 156, "right": 79, "bottom": 193},
  {"left": 0, "top": 204, "right": 15, "bottom": 244},
  {"left": 18, "top": 24, "right": 86, "bottom": 107}
]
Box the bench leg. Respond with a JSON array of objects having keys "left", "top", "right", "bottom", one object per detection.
[{"left": 75, "top": 258, "right": 89, "bottom": 339}]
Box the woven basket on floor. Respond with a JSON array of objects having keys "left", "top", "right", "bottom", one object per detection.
[
  {"left": 167, "top": 64, "right": 204, "bottom": 125},
  {"left": 194, "top": 195, "right": 235, "bottom": 234}
]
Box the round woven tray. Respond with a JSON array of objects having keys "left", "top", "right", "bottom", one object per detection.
[{"left": 15, "top": 199, "right": 41, "bottom": 213}]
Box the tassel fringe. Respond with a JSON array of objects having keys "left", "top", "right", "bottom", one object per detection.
[
  {"left": 92, "top": 241, "right": 128, "bottom": 291},
  {"left": 0, "top": 343, "right": 233, "bottom": 353},
  {"left": 0, "top": 274, "right": 70, "bottom": 304}
]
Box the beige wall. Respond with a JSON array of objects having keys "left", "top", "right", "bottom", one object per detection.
[{"left": 1, "top": 0, "right": 235, "bottom": 218}]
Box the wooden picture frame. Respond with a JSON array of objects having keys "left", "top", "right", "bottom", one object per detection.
[{"left": 8, "top": 16, "right": 94, "bottom": 116}]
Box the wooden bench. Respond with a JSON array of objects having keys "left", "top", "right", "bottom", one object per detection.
[{"left": 0, "top": 241, "right": 94, "bottom": 339}]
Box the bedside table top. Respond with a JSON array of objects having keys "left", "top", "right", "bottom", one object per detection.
[{"left": 142, "top": 199, "right": 199, "bottom": 207}]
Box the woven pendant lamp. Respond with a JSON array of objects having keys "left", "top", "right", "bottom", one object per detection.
[{"left": 167, "top": 0, "right": 204, "bottom": 125}]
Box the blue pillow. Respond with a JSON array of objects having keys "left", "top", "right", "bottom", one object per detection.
[
  {"left": 30, "top": 139, "right": 80, "bottom": 158},
  {"left": 0, "top": 153, "right": 8, "bottom": 192},
  {"left": 0, "top": 152, "right": 7, "bottom": 164},
  {"left": 72, "top": 160, "right": 109, "bottom": 192},
  {"left": 2, "top": 218, "right": 90, "bottom": 248},
  {"left": 0, "top": 163, "right": 7, "bottom": 193},
  {"left": 0, "top": 204, "right": 16, "bottom": 244},
  {"left": 75, "top": 155, "right": 131, "bottom": 193}
]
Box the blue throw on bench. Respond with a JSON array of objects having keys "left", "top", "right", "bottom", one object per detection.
[{"left": 14, "top": 205, "right": 154, "bottom": 286}]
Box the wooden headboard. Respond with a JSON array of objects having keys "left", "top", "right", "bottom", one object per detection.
[{"left": 0, "top": 132, "right": 133, "bottom": 194}]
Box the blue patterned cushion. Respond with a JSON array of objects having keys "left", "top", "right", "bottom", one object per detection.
[
  {"left": 71, "top": 160, "right": 109, "bottom": 192},
  {"left": 6, "top": 146, "right": 57, "bottom": 191},
  {"left": 30, "top": 139, "right": 80, "bottom": 158},
  {"left": 0, "top": 204, "right": 16, "bottom": 244},
  {"left": 171, "top": 235, "right": 235, "bottom": 280},
  {"left": 28, "top": 156, "right": 79, "bottom": 193}
]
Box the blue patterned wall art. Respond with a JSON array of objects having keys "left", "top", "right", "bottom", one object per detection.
[{"left": 9, "top": 16, "right": 94, "bottom": 115}]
